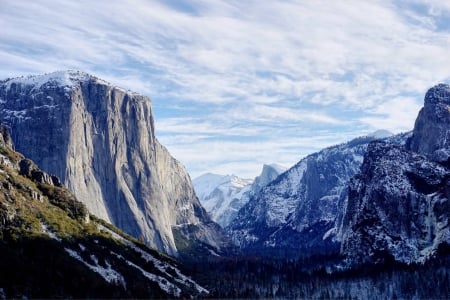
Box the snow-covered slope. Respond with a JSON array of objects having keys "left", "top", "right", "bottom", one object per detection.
[
  {"left": 194, "top": 164, "right": 286, "bottom": 228},
  {"left": 227, "top": 132, "right": 410, "bottom": 256},
  {"left": 193, "top": 173, "right": 252, "bottom": 227}
]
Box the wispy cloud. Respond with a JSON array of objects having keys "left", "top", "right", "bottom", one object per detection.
[{"left": 1, "top": 0, "right": 449, "bottom": 177}]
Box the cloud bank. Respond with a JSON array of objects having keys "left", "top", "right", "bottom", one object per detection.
[{"left": 1, "top": 0, "right": 449, "bottom": 177}]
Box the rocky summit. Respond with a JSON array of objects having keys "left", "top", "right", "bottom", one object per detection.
[
  {"left": 407, "top": 83, "right": 450, "bottom": 163},
  {"left": 0, "top": 71, "right": 229, "bottom": 256}
]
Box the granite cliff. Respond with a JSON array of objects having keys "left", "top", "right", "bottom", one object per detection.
[
  {"left": 0, "top": 71, "right": 229, "bottom": 256},
  {"left": 341, "top": 141, "right": 450, "bottom": 265}
]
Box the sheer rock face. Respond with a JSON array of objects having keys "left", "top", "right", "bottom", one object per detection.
[
  {"left": 0, "top": 71, "right": 228, "bottom": 256},
  {"left": 407, "top": 83, "right": 450, "bottom": 163},
  {"left": 341, "top": 142, "right": 450, "bottom": 264}
]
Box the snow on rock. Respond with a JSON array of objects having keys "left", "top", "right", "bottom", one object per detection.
[
  {"left": 112, "top": 252, "right": 181, "bottom": 297},
  {"left": 227, "top": 133, "right": 410, "bottom": 254},
  {"left": 2, "top": 70, "right": 107, "bottom": 92},
  {"left": 64, "top": 248, "right": 126, "bottom": 288},
  {"left": 341, "top": 142, "right": 450, "bottom": 265},
  {"left": 98, "top": 223, "right": 209, "bottom": 295},
  {"left": 41, "top": 223, "right": 61, "bottom": 241}
]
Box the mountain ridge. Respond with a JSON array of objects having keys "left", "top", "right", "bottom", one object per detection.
[
  {"left": 227, "top": 132, "right": 411, "bottom": 256},
  {"left": 340, "top": 83, "right": 450, "bottom": 265}
]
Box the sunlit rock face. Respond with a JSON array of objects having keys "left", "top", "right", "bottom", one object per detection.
[{"left": 0, "top": 71, "right": 229, "bottom": 256}]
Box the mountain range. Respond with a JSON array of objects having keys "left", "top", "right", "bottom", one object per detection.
[
  {"left": 228, "top": 84, "right": 450, "bottom": 266},
  {"left": 0, "top": 71, "right": 449, "bottom": 298},
  {"left": 227, "top": 130, "right": 404, "bottom": 255}
]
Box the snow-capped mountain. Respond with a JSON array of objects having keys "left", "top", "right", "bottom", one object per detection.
[
  {"left": 0, "top": 71, "right": 230, "bottom": 257},
  {"left": 228, "top": 83, "right": 450, "bottom": 266},
  {"left": 193, "top": 173, "right": 253, "bottom": 227},
  {"left": 194, "top": 164, "right": 286, "bottom": 228},
  {"left": 227, "top": 131, "right": 409, "bottom": 256}
]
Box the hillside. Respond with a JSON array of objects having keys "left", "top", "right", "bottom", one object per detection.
[{"left": 0, "top": 124, "right": 207, "bottom": 298}]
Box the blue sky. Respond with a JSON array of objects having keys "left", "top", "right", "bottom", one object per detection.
[{"left": 1, "top": 0, "right": 450, "bottom": 178}]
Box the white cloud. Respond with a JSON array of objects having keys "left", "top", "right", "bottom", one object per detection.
[
  {"left": 1, "top": 0, "right": 449, "bottom": 177},
  {"left": 359, "top": 96, "right": 423, "bottom": 133}
]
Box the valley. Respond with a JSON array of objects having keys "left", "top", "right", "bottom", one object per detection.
[{"left": 0, "top": 72, "right": 449, "bottom": 298}]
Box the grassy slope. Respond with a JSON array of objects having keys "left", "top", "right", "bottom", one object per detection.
[{"left": 0, "top": 145, "right": 204, "bottom": 299}]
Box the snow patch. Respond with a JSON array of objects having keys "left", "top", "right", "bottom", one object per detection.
[
  {"left": 112, "top": 252, "right": 181, "bottom": 297},
  {"left": 97, "top": 224, "right": 208, "bottom": 295},
  {"left": 41, "top": 223, "right": 61, "bottom": 241},
  {"left": 65, "top": 248, "right": 126, "bottom": 288},
  {"left": 323, "top": 227, "right": 337, "bottom": 241}
]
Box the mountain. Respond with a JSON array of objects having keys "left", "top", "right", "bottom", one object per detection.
[
  {"left": 193, "top": 164, "right": 286, "bottom": 228},
  {"left": 227, "top": 85, "right": 449, "bottom": 264},
  {"left": 252, "top": 164, "right": 287, "bottom": 194},
  {"left": 341, "top": 83, "right": 450, "bottom": 265},
  {"left": 227, "top": 131, "right": 409, "bottom": 256},
  {"left": 0, "top": 71, "right": 229, "bottom": 257},
  {"left": 407, "top": 83, "right": 450, "bottom": 163},
  {"left": 0, "top": 123, "right": 207, "bottom": 298},
  {"left": 341, "top": 141, "right": 450, "bottom": 265},
  {"left": 193, "top": 173, "right": 253, "bottom": 228}
]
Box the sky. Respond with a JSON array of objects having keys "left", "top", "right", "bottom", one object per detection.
[{"left": 1, "top": 0, "right": 450, "bottom": 179}]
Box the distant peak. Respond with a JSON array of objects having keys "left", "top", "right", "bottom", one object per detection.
[
  {"left": 195, "top": 172, "right": 223, "bottom": 179},
  {"left": 262, "top": 163, "right": 286, "bottom": 175},
  {"left": 367, "top": 129, "right": 393, "bottom": 139}
]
